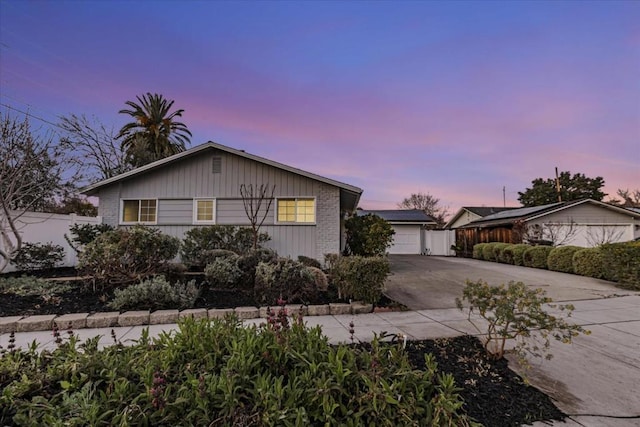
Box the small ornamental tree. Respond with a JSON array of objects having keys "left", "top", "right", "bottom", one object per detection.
[
  {"left": 456, "top": 280, "right": 589, "bottom": 369},
  {"left": 344, "top": 213, "right": 395, "bottom": 256}
]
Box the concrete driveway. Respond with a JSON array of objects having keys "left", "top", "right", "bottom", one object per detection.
[{"left": 384, "top": 255, "right": 637, "bottom": 310}]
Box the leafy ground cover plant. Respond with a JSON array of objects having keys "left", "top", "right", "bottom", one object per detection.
[
  {"left": 0, "top": 316, "right": 476, "bottom": 426},
  {"left": 0, "top": 276, "right": 74, "bottom": 307},
  {"left": 254, "top": 258, "right": 318, "bottom": 305},
  {"left": 11, "top": 242, "right": 65, "bottom": 272},
  {"left": 456, "top": 280, "right": 589, "bottom": 369},
  {"left": 78, "top": 225, "right": 180, "bottom": 286},
  {"left": 204, "top": 254, "right": 242, "bottom": 288},
  {"left": 107, "top": 276, "right": 199, "bottom": 311}
]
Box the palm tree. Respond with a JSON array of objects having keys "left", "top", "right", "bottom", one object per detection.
[{"left": 117, "top": 93, "right": 192, "bottom": 167}]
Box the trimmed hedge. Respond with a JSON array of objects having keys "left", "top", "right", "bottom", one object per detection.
[
  {"left": 482, "top": 243, "right": 498, "bottom": 262},
  {"left": 547, "top": 246, "right": 582, "bottom": 274},
  {"left": 502, "top": 244, "right": 530, "bottom": 266},
  {"left": 599, "top": 241, "right": 640, "bottom": 289},
  {"left": 572, "top": 248, "right": 604, "bottom": 279},
  {"left": 523, "top": 246, "right": 554, "bottom": 269},
  {"left": 331, "top": 256, "right": 390, "bottom": 304},
  {"left": 473, "top": 243, "right": 488, "bottom": 260},
  {"left": 492, "top": 243, "right": 512, "bottom": 263}
]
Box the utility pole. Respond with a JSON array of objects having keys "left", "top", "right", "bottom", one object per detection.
[
  {"left": 503, "top": 186, "right": 506, "bottom": 207},
  {"left": 555, "top": 167, "right": 562, "bottom": 202}
]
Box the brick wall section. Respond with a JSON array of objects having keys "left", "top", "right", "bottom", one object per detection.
[
  {"left": 316, "top": 184, "right": 340, "bottom": 259},
  {"left": 97, "top": 185, "right": 120, "bottom": 227}
]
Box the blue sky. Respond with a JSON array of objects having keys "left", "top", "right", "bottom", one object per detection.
[{"left": 1, "top": 0, "right": 638, "bottom": 213}]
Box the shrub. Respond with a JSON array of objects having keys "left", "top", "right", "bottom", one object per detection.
[
  {"left": 599, "top": 241, "right": 640, "bottom": 289},
  {"left": 502, "top": 244, "right": 530, "bottom": 266},
  {"left": 65, "top": 223, "right": 114, "bottom": 254},
  {"left": 0, "top": 275, "right": 74, "bottom": 297},
  {"left": 204, "top": 255, "right": 242, "bottom": 288},
  {"left": 11, "top": 242, "right": 65, "bottom": 272},
  {"left": 523, "top": 246, "right": 554, "bottom": 269},
  {"left": 236, "top": 248, "right": 278, "bottom": 288},
  {"left": 572, "top": 248, "right": 605, "bottom": 279},
  {"left": 472, "top": 243, "right": 488, "bottom": 260},
  {"left": 456, "top": 280, "right": 589, "bottom": 368},
  {"left": 0, "top": 317, "right": 472, "bottom": 426},
  {"left": 547, "top": 246, "right": 582, "bottom": 274},
  {"left": 331, "top": 256, "right": 390, "bottom": 304},
  {"left": 492, "top": 243, "right": 511, "bottom": 263},
  {"left": 78, "top": 226, "right": 180, "bottom": 286},
  {"left": 482, "top": 243, "right": 499, "bottom": 262},
  {"left": 344, "top": 214, "right": 395, "bottom": 256},
  {"left": 297, "top": 255, "right": 322, "bottom": 269},
  {"left": 181, "top": 225, "right": 269, "bottom": 268},
  {"left": 108, "top": 276, "right": 198, "bottom": 311},
  {"left": 254, "top": 258, "right": 318, "bottom": 305},
  {"left": 306, "top": 266, "right": 329, "bottom": 291}
]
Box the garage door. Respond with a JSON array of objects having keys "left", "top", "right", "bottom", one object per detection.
[{"left": 389, "top": 225, "right": 422, "bottom": 254}]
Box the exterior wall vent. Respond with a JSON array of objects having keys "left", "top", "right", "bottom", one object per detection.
[{"left": 212, "top": 156, "right": 222, "bottom": 174}]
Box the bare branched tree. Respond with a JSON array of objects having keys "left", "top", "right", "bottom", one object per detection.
[
  {"left": 608, "top": 189, "right": 640, "bottom": 209},
  {"left": 58, "top": 113, "right": 131, "bottom": 183},
  {"left": 0, "top": 113, "right": 76, "bottom": 271},
  {"left": 522, "top": 219, "right": 578, "bottom": 246},
  {"left": 240, "top": 184, "right": 275, "bottom": 249},
  {"left": 398, "top": 192, "right": 449, "bottom": 228},
  {"left": 585, "top": 225, "right": 625, "bottom": 247}
]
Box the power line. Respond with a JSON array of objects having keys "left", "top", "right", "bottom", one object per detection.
[{"left": 0, "top": 102, "right": 62, "bottom": 130}]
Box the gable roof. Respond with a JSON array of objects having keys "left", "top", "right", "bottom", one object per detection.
[
  {"left": 80, "top": 141, "right": 363, "bottom": 209},
  {"left": 460, "top": 199, "right": 640, "bottom": 228},
  {"left": 445, "top": 206, "right": 518, "bottom": 228},
  {"left": 357, "top": 209, "right": 436, "bottom": 224}
]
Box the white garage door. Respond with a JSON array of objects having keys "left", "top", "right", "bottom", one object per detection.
[{"left": 389, "top": 225, "right": 422, "bottom": 254}]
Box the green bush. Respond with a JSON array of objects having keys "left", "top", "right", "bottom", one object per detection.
[
  {"left": 572, "top": 248, "right": 605, "bottom": 279},
  {"left": 108, "top": 276, "right": 198, "bottom": 311},
  {"left": 180, "top": 225, "right": 269, "bottom": 268},
  {"left": 331, "top": 256, "right": 390, "bottom": 304},
  {"left": 254, "top": 258, "right": 318, "bottom": 305},
  {"left": 78, "top": 225, "right": 180, "bottom": 286},
  {"left": 472, "top": 243, "right": 488, "bottom": 260},
  {"left": 306, "top": 266, "right": 329, "bottom": 291},
  {"left": 297, "top": 255, "right": 322, "bottom": 269},
  {"left": 65, "top": 223, "right": 114, "bottom": 254},
  {"left": 599, "top": 241, "right": 640, "bottom": 289},
  {"left": 502, "top": 244, "right": 530, "bottom": 266},
  {"left": 492, "top": 243, "right": 511, "bottom": 263},
  {"left": 482, "top": 243, "right": 499, "bottom": 262},
  {"left": 344, "top": 214, "right": 395, "bottom": 256},
  {"left": 12, "top": 242, "right": 65, "bottom": 272},
  {"left": 547, "top": 246, "right": 582, "bottom": 274},
  {"left": 236, "top": 248, "right": 278, "bottom": 288},
  {"left": 523, "top": 246, "right": 554, "bottom": 269},
  {"left": 204, "top": 255, "right": 242, "bottom": 288},
  {"left": 0, "top": 317, "right": 472, "bottom": 426}
]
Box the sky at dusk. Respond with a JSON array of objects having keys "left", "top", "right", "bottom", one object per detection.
[{"left": 1, "top": 0, "right": 638, "bottom": 216}]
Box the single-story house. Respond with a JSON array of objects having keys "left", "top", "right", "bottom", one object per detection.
[
  {"left": 455, "top": 199, "right": 640, "bottom": 255},
  {"left": 357, "top": 209, "right": 437, "bottom": 254},
  {"left": 445, "top": 206, "right": 518, "bottom": 229},
  {"left": 81, "top": 142, "right": 363, "bottom": 260}
]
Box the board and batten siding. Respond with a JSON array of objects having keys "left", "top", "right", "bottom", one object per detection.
[{"left": 96, "top": 150, "right": 342, "bottom": 259}]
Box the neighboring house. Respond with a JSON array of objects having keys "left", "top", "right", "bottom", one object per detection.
[
  {"left": 455, "top": 199, "right": 640, "bottom": 254},
  {"left": 357, "top": 209, "right": 437, "bottom": 254},
  {"left": 445, "top": 206, "right": 518, "bottom": 229},
  {"left": 81, "top": 142, "right": 363, "bottom": 260}
]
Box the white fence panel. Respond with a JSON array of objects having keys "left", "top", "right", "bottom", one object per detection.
[
  {"left": 1, "top": 211, "right": 101, "bottom": 272},
  {"left": 423, "top": 230, "right": 456, "bottom": 256}
]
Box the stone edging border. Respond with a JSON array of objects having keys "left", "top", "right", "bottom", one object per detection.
[{"left": 0, "top": 302, "right": 374, "bottom": 334}]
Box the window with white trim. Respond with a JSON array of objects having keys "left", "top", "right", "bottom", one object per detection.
[
  {"left": 193, "top": 199, "right": 216, "bottom": 223},
  {"left": 121, "top": 199, "right": 157, "bottom": 224},
  {"left": 277, "top": 198, "right": 315, "bottom": 223}
]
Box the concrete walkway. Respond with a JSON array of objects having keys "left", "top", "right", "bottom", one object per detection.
[{"left": 1, "top": 296, "right": 639, "bottom": 427}]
